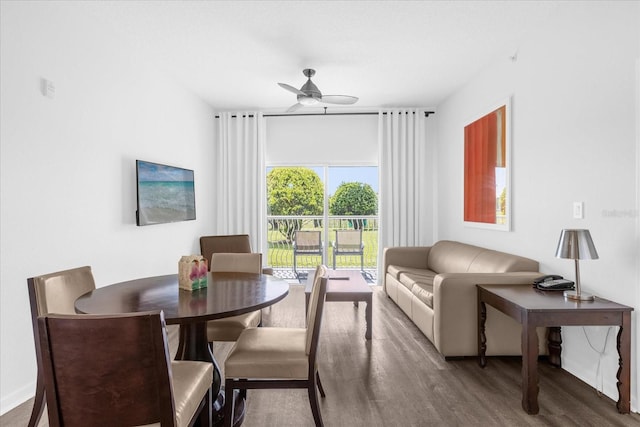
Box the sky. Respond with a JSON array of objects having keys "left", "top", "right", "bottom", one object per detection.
[{"left": 312, "top": 166, "right": 378, "bottom": 195}]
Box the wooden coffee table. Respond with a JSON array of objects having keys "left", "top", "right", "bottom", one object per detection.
[
  {"left": 477, "top": 284, "right": 633, "bottom": 415},
  {"left": 305, "top": 270, "right": 372, "bottom": 339}
]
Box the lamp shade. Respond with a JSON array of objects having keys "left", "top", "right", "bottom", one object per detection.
[{"left": 555, "top": 229, "right": 599, "bottom": 260}]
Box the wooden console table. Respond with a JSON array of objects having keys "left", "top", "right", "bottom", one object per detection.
[{"left": 476, "top": 284, "right": 633, "bottom": 415}]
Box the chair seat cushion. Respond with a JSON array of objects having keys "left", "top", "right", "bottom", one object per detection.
[
  {"left": 225, "top": 327, "right": 308, "bottom": 380},
  {"left": 170, "top": 361, "right": 213, "bottom": 427},
  {"left": 207, "top": 310, "right": 261, "bottom": 342}
]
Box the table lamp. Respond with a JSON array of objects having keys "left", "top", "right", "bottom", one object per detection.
[{"left": 555, "top": 229, "right": 599, "bottom": 301}]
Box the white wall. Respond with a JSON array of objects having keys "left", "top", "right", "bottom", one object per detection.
[
  {"left": 0, "top": 2, "right": 216, "bottom": 413},
  {"left": 435, "top": 2, "right": 639, "bottom": 410}
]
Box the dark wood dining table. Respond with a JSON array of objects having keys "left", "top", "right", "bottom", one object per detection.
[{"left": 75, "top": 272, "right": 290, "bottom": 426}]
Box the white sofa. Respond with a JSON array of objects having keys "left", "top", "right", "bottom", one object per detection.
[{"left": 383, "top": 240, "right": 547, "bottom": 358}]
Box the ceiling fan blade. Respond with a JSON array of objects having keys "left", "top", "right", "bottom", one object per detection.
[
  {"left": 286, "top": 102, "right": 304, "bottom": 113},
  {"left": 320, "top": 95, "right": 359, "bottom": 105},
  {"left": 278, "top": 83, "right": 306, "bottom": 96}
]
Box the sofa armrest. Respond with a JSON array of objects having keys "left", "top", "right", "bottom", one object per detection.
[
  {"left": 383, "top": 246, "right": 431, "bottom": 272},
  {"left": 382, "top": 246, "right": 431, "bottom": 292},
  {"left": 432, "top": 272, "right": 543, "bottom": 356}
]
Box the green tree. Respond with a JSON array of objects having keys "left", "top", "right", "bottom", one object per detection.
[
  {"left": 267, "top": 167, "right": 324, "bottom": 241},
  {"left": 330, "top": 182, "right": 377, "bottom": 229},
  {"left": 498, "top": 187, "right": 507, "bottom": 224}
]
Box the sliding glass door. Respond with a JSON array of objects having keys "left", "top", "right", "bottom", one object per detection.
[{"left": 266, "top": 165, "right": 378, "bottom": 280}]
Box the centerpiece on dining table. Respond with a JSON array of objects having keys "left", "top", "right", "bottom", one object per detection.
[{"left": 178, "top": 255, "right": 208, "bottom": 291}]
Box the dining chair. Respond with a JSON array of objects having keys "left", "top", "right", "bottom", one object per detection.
[
  {"left": 293, "top": 230, "right": 323, "bottom": 277},
  {"left": 331, "top": 229, "right": 365, "bottom": 271},
  {"left": 223, "top": 265, "right": 329, "bottom": 427},
  {"left": 38, "top": 311, "right": 212, "bottom": 427},
  {"left": 26, "top": 266, "right": 96, "bottom": 427},
  {"left": 207, "top": 253, "right": 263, "bottom": 342},
  {"left": 199, "top": 234, "right": 273, "bottom": 274}
]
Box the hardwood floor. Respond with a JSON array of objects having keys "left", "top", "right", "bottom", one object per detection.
[{"left": 3, "top": 284, "right": 639, "bottom": 426}]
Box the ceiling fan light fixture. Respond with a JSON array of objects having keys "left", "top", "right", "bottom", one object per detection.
[
  {"left": 280, "top": 69, "right": 357, "bottom": 111},
  {"left": 298, "top": 96, "right": 319, "bottom": 106}
]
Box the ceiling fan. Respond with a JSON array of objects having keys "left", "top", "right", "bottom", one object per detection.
[{"left": 278, "top": 68, "right": 358, "bottom": 112}]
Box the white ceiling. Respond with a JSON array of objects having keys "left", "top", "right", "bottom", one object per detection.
[{"left": 82, "top": 1, "right": 560, "bottom": 112}]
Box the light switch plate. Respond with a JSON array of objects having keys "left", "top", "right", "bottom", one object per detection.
[
  {"left": 41, "top": 78, "right": 55, "bottom": 99},
  {"left": 573, "top": 202, "right": 584, "bottom": 219}
]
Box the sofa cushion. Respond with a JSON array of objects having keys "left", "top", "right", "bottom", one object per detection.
[
  {"left": 427, "top": 240, "right": 539, "bottom": 274},
  {"left": 387, "top": 264, "right": 409, "bottom": 280},
  {"left": 427, "top": 241, "right": 485, "bottom": 273},
  {"left": 397, "top": 269, "right": 437, "bottom": 291},
  {"left": 388, "top": 265, "right": 436, "bottom": 280},
  {"left": 411, "top": 283, "right": 434, "bottom": 308},
  {"left": 468, "top": 249, "right": 539, "bottom": 273}
]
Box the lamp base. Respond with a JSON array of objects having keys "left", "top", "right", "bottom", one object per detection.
[{"left": 563, "top": 290, "right": 595, "bottom": 301}]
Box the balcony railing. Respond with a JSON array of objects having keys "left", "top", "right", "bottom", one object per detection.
[{"left": 267, "top": 215, "right": 378, "bottom": 282}]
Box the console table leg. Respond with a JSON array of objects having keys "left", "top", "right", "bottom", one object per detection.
[
  {"left": 616, "top": 312, "right": 631, "bottom": 414},
  {"left": 521, "top": 319, "right": 539, "bottom": 414},
  {"left": 548, "top": 326, "right": 562, "bottom": 367},
  {"left": 478, "top": 301, "right": 487, "bottom": 368}
]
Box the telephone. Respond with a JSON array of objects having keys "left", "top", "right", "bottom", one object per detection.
[{"left": 533, "top": 275, "right": 575, "bottom": 291}]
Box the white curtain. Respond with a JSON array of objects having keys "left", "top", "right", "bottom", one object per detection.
[
  {"left": 213, "top": 112, "right": 266, "bottom": 252},
  {"left": 378, "top": 109, "right": 433, "bottom": 279}
]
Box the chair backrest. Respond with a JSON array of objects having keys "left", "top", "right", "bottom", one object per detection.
[
  {"left": 295, "top": 230, "right": 322, "bottom": 250},
  {"left": 210, "top": 253, "right": 262, "bottom": 274},
  {"left": 200, "top": 234, "right": 253, "bottom": 269},
  {"left": 335, "top": 229, "right": 363, "bottom": 250},
  {"left": 28, "top": 266, "right": 96, "bottom": 317},
  {"left": 305, "top": 265, "right": 328, "bottom": 356},
  {"left": 27, "top": 266, "right": 96, "bottom": 380},
  {"left": 38, "top": 311, "right": 176, "bottom": 426}
]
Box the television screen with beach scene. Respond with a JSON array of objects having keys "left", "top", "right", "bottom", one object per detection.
[{"left": 136, "top": 160, "right": 196, "bottom": 226}]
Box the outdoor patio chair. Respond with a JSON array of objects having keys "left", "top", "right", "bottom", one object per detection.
[
  {"left": 293, "top": 230, "right": 323, "bottom": 277},
  {"left": 331, "top": 229, "right": 364, "bottom": 271}
]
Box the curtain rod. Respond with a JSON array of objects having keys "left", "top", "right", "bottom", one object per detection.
[{"left": 214, "top": 110, "right": 435, "bottom": 118}]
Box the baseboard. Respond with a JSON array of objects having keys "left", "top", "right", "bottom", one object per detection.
[
  {"left": 561, "top": 356, "right": 635, "bottom": 413},
  {"left": 0, "top": 380, "right": 34, "bottom": 416}
]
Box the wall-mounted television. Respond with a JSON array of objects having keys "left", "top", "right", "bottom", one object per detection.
[{"left": 136, "top": 160, "right": 196, "bottom": 226}]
